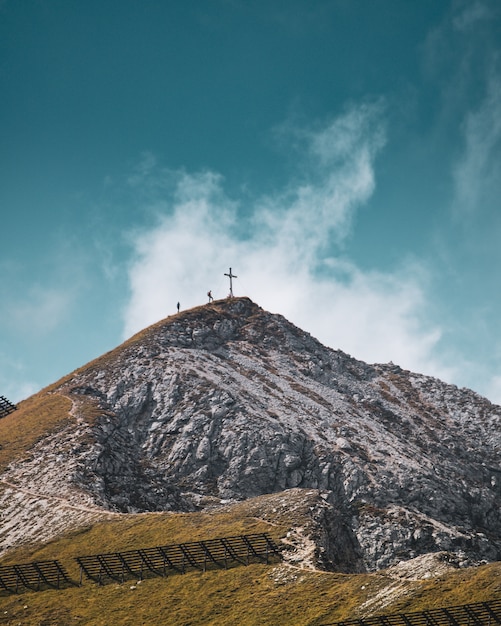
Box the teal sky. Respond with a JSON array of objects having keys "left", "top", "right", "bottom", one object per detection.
[{"left": 1, "top": 0, "right": 501, "bottom": 404}]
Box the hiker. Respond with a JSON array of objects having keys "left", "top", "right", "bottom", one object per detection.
[
  {"left": 177, "top": 302, "right": 180, "bottom": 313},
  {"left": 207, "top": 290, "right": 214, "bottom": 303}
]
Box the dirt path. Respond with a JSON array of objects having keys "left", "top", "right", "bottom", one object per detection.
[{"left": 0, "top": 478, "right": 119, "bottom": 517}]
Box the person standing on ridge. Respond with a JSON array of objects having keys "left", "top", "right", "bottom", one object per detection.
[
  {"left": 177, "top": 302, "right": 180, "bottom": 313},
  {"left": 207, "top": 290, "right": 213, "bottom": 303}
]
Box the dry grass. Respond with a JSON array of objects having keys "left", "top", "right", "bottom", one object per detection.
[
  {"left": 0, "top": 507, "right": 279, "bottom": 571},
  {"left": 64, "top": 298, "right": 248, "bottom": 380},
  {"left": 0, "top": 392, "right": 72, "bottom": 471},
  {"left": 386, "top": 561, "right": 501, "bottom": 610},
  {"left": 1, "top": 551, "right": 499, "bottom": 625},
  {"left": 0, "top": 506, "right": 499, "bottom": 625},
  {"left": 0, "top": 564, "right": 363, "bottom": 626}
]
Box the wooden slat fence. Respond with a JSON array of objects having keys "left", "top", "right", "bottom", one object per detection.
[
  {"left": 323, "top": 597, "right": 501, "bottom": 626},
  {"left": 76, "top": 532, "right": 281, "bottom": 585},
  {"left": 0, "top": 395, "right": 17, "bottom": 419},
  {"left": 0, "top": 560, "right": 74, "bottom": 594}
]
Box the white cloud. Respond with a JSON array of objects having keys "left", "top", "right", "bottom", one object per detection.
[
  {"left": 4, "top": 286, "right": 73, "bottom": 336},
  {"left": 123, "top": 103, "right": 450, "bottom": 382},
  {"left": 418, "top": 3, "right": 501, "bottom": 402},
  {"left": 453, "top": 1, "right": 492, "bottom": 31},
  {"left": 485, "top": 374, "right": 501, "bottom": 406},
  {"left": 124, "top": 170, "right": 238, "bottom": 335},
  {"left": 0, "top": 353, "right": 39, "bottom": 403},
  {"left": 264, "top": 102, "right": 386, "bottom": 253},
  {"left": 453, "top": 71, "right": 501, "bottom": 216}
]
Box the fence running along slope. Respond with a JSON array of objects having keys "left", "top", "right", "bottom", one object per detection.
[
  {"left": 0, "top": 396, "right": 17, "bottom": 419},
  {"left": 0, "top": 533, "right": 281, "bottom": 594},
  {"left": 76, "top": 532, "right": 281, "bottom": 584},
  {"left": 0, "top": 561, "right": 74, "bottom": 594},
  {"left": 1, "top": 538, "right": 500, "bottom": 625},
  {"left": 323, "top": 598, "right": 501, "bottom": 626}
]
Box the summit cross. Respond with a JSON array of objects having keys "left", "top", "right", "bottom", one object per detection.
[{"left": 224, "top": 267, "right": 237, "bottom": 298}]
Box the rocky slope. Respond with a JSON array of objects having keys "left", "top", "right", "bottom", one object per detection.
[{"left": 1, "top": 297, "right": 500, "bottom": 571}]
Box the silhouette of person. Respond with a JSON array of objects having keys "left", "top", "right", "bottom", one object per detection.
[
  {"left": 207, "top": 290, "right": 213, "bottom": 303},
  {"left": 177, "top": 302, "right": 180, "bottom": 313}
]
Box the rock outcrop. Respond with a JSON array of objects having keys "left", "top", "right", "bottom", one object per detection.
[{"left": 1, "top": 297, "right": 500, "bottom": 571}]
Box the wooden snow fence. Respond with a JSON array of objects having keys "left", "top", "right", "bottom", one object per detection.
[
  {"left": 0, "top": 560, "right": 74, "bottom": 594},
  {"left": 76, "top": 532, "right": 281, "bottom": 585},
  {"left": 0, "top": 395, "right": 17, "bottom": 419},
  {"left": 324, "top": 597, "right": 501, "bottom": 626}
]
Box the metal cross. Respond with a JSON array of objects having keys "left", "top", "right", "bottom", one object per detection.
[{"left": 224, "top": 267, "right": 237, "bottom": 298}]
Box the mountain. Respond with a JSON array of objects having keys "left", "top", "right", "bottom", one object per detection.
[{"left": 1, "top": 297, "right": 500, "bottom": 573}]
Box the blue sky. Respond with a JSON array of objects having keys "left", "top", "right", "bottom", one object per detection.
[{"left": 1, "top": 0, "right": 501, "bottom": 404}]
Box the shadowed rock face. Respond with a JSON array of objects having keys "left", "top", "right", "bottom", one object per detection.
[{"left": 3, "top": 298, "right": 500, "bottom": 571}]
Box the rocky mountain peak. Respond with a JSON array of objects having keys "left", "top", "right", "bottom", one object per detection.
[
  {"left": 1, "top": 297, "right": 500, "bottom": 572},
  {"left": 100, "top": 296, "right": 324, "bottom": 360}
]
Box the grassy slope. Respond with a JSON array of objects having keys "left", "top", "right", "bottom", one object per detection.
[
  {"left": 0, "top": 392, "right": 72, "bottom": 472},
  {"left": 0, "top": 508, "right": 500, "bottom": 626}
]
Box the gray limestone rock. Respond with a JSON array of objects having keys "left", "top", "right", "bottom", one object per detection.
[{"left": 2, "top": 297, "right": 500, "bottom": 571}]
